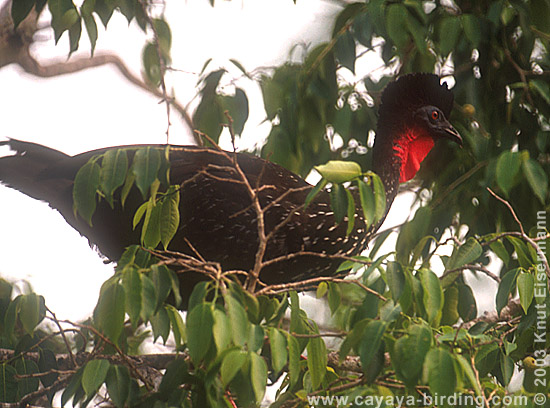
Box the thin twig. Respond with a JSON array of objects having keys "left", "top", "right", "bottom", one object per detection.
[
  {"left": 443, "top": 264, "right": 501, "bottom": 283},
  {"left": 487, "top": 187, "right": 550, "bottom": 281},
  {"left": 291, "top": 331, "right": 346, "bottom": 338},
  {"left": 45, "top": 306, "right": 76, "bottom": 368},
  {"left": 482, "top": 231, "right": 550, "bottom": 247},
  {"left": 487, "top": 187, "right": 525, "bottom": 236}
]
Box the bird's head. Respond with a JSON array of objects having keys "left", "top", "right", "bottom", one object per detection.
[
  {"left": 412, "top": 105, "right": 462, "bottom": 146},
  {"left": 374, "top": 73, "right": 462, "bottom": 183}
]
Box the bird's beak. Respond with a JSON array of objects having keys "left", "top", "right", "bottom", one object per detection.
[{"left": 440, "top": 121, "right": 463, "bottom": 147}]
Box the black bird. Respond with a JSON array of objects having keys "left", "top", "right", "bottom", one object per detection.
[{"left": 0, "top": 73, "right": 461, "bottom": 303}]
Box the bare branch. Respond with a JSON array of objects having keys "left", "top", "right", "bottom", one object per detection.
[{"left": 487, "top": 187, "right": 550, "bottom": 281}]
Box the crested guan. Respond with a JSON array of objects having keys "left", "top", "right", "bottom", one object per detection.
[{"left": 0, "top": 73, "right": 461, "bottom": 305}]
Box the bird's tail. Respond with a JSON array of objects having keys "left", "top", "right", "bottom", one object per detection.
[{"left": 0, "top": 138, "right": 72, "bottom": 205}]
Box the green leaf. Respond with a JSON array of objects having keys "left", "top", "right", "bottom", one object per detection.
[
  {"left": 132, "top": 201, "right": 148, "bottom": 230},
  {"left": 380, "top": 299, "right": 402, "bottom": 322},
  {"left": 455, "top": 354, "right": 482, "bottom": 396},
  {"left": 150, "top": 306, "right": 170, "bottom": 344},
  {"left": 166, "top": 305, "right": 186, "bottom": 347},
  {"left": 186, "top": 303, "right": 213, "bottom": 362},
  {"left": 221, "top": 350, "right": 247, "bottom": 386},
  {"left": 19, "top": 293, "right": 45, "bottom": 335},
  {"left": 307, "top": 336, "right": 327, "bottom": 390},
  {"left": 49, "top": 0, "right": 73, "bottom": 42},
  {"left": 352, "top": 10, "right": 373, "bottom": 47},
  {"left": 225, "top": 293, "right": 249, "bottom": 347},
  {"left": 287, "top": 334, "right": 301, "bottom": 387},
  {"left": 496, "top": 150, "right": 521, "bottom": 196},
  {"left": 490, "top": 239, "right": 510, "bottom": 266},
  {"left": 530, "top": 0, "right": 550, "bottom": 34},
  {"left": 82, "top": 359, "right": 110, "bottom": 397},
  {"left": 142, "top": 42, "right": 162, "bottom": 86},
  {"left": 410, "top": 235, "right": 435, "bottom": 268},
  {"left": 122, "top": 268, "right": 141, "bottom": 327},
  {"left": 386, "top": 261, "right": 405, "bottom": 302},
  {"left": 330, "top": 183, "right": 348, "bottom": 224},
  {"left": 441, "top": 286, "right": 459, "bottom": 325},
  {"left": 249, "top": 352, "right": 268, "bottom": 402},
  {"left": 445, "top": 237, "right": 482, "bottom": 271},
  {"left": 461, "top": 14, "right": 482, "bottom": 47},
  {"left": 358, "top": 179, "right": 375, "bottom": 228},
  {"left": 152, "top": 18, "right": 172, "bottom": 55},
  {"left": 221, "top": 88, "right": 249, "bottom": 136},
  {"left": 458, "top": 283, "right": 477, "bottom": 322},
  {"left": 345, "top": 189, "right": 355, "bottom": 235},
  {"left": 530, "top": 79, "right": 550, "bottom": 105},
  {"left": 316, "top": 281, "right": 328, "bottom": 298},
  {"left": 315, "top": 160, "right": 362, "bottom": 184},
  {"left": 496, "top": 268, "right": 520, "bottom": 314},
  {"left": 517, "top": 272, "right": 535, "bottom": 313},
  {"left": 335, "top": 30, "right": 356, "bottom": 73},
  {"left": 420, "top": 269, "right": 444, "bottom": 326},
  {"left": 100, "top": 149, "right": 128, "bottom": 207},
  {"left": 83, "top": 13, "right": 98, "bottom": 55},
  {"left": 38, "top": 349, "right": 58, "bottom": 388},
  {"left": 230, "top": 59, "right": 249, "bottom": 77},
  {"left": 120, "top": 168, "right": 136, "bottom": 208},
  {"left": 0, "top": 364, "right": 18, "bottom": 403},
  {"left": 73, "top": 160, "right": 100, "bottom": 225},
  {"left": 11, "top": 0, "right": 35, "bottom": 28},
  {"left": 133, "top": 147, "right": 161, "bottom": 198},
  {"left": 15, "top": 359, "right": 39, "bottom": 398},
  {"left": 141, "top": 198, "right": 161, "bottom": 248},
  {"left": 391, "top": 324, "right": 432, "bottom": 387},
  {"left": 500, "top": 353, "right": 514, "bottom": 386},
  {"left": 425, "top": 348, "right": 456, "bottom": 396},
  {"left": 213, "top": 309, "right": 232, "bottom": 352},
  {"left": 105, "top": 365, "right": 130, "bottom": 408},
  {"left": 68, "top": 15, "right": 82, "bottom": 55},
  {"left": 94, "top": 281, "right": 126, "bottom": 343},
  {"left": 438, "top": 17, "right": 461, "bottom": 56},
  {"left": 386, "top": 4, "right": 409, "bottom": 49},
  {"left": 371, "top": 173, "right": 386, "bottom": 223},
  {"left": 158, "top": 358, "right": 192, "bottom": 396},
  {"left": 159, "top": 187, "right": 180, "bottom": 249},
  {"left": 339, "top": 318, "right": 369, "bottom": 359},
  {"left": 305, "top": 179, "right": 328, "bottom": 208},
  {"left": 405, "top": 10, "right": 427, "bottom": 54},
  {"left": 249, "top": 324, "right": 265, "bottom": 353},
  {"left": 522, "top": 157, "right": 548, "bottom": 203},
  {"left": 268, "top": 328, "right": 288, "bottom": 375},
  {"left": 61, "top": 367, "right": 84, "bottom": 408},
  {"left": 327, "top": 282, "right": 341, "bottom": 314},
  {"left": 188, "top": 281, "right": 208, "bottom": 311},
  {"left": 507, "top": 236, "right": 533, "bottom": 269},
  {"left": 358, "top": 321, "right": 386, "bottom": 370},
  {"left": 151, "top": 264, "right": 172, "bottom": 311},
  {"left": 140, "top": 274, "right": 157, "bottom": 322}
]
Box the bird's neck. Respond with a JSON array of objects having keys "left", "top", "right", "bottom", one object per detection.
[
  {"left": 392, "top": 128, "right": 435, "bottom": 183},
  {"left": 372, "top": 126, "right": 436, "bottom": 224}
]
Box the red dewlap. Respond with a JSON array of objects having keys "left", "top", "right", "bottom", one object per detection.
[{"left": 393, "top": 128, "right": 435, "bottom": 183}]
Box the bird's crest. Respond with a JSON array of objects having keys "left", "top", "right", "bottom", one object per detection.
[{"left": 379, "top": 73, "right": 454, "bottom": 120}]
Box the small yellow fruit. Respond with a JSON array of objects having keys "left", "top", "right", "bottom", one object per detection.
[{"left": 463, "top": 104, "right": 476, "bottom": 116}]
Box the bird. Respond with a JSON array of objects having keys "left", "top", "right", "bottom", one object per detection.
[{"left": 0, "top": 73, "right": 461, "bottom": 306}]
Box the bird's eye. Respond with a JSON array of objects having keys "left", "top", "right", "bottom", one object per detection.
[{"left": 431, "top": 110, "right": 440, "bottom": 121}]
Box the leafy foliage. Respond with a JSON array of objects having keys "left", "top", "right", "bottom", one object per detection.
[{"left": 3, "top": 0, "right": 550, "bottom": 406}]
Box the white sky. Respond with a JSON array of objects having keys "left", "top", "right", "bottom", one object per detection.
[{"left": 0, "top": 0, "right": 497, "bottom": 324}]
